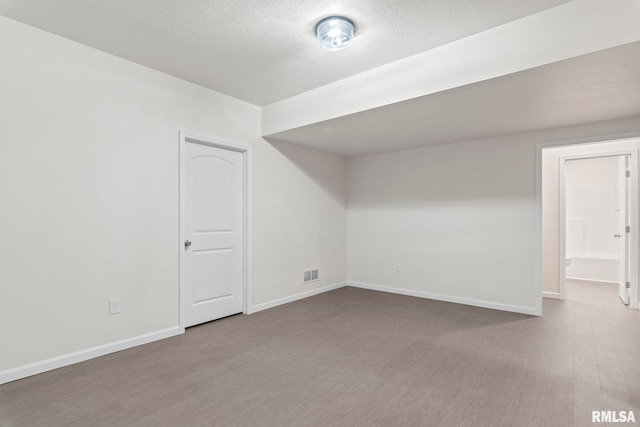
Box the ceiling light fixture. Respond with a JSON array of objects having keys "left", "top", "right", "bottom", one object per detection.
[{"left": 315, "top": 16, "right": 355, "bottom": 51}]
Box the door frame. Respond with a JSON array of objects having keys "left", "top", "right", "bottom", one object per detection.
[
  {"left": 536, "top": 133, "right": 640, "bottom": 316},
  {"left": 179, "top": 131, "right": 252, "bottom": 333},
  {"left": 558, "top": 149, "right": 639, "bottom": 307}
]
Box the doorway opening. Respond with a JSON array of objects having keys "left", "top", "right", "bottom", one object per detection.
[
  {"left": 539, "top": 137, "right": 639, "bottom": 313},
  {"left": 561, "top": 154, "right": 632, "bottom": 307}
]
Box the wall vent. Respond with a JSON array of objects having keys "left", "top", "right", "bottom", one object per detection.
[{"left": 302, "top": 268, "right": 319, "bottom": 284}]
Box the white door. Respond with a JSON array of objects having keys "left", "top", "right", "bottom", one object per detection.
[
  {"left": 617, "top": 155, "right": 630, "bottom": 305},
  {"left": 182, "top": 140, "right": 244, "bottom": 327}
]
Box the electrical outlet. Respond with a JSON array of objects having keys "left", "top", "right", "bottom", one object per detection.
[
  {"left": 109, "top": 298, "right": 121, "bottom": 315},
  {"left": 395, "top": 265, "right": 400, "bottom": 273},
  {"left": 420, "top": 267, "right": 426, "bottom": 276}
]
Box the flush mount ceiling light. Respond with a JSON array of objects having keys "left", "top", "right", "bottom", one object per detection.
[{"left": 315, "top": 16, "right": 356, "bottom": 51}]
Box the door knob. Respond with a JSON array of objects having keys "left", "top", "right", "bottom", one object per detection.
[{"left": 185, "top": 240, "right": 192, "bottom": 248}]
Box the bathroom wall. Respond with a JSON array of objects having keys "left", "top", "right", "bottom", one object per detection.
[{"left": 565, "top": 156, "right": 620, "bottom": 282}]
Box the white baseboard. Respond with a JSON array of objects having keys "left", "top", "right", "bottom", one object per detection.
[
  {"left": 248, "top": 281, "right": 346, "bottom": 314},
  {"left": 543, "top": 291, "right": 561, "bottom": 299},
  {"left": 0, "top": 326, "right": 181, "bottom": 385},
  {"left": 348, "top": 281, "right": 539, "bottom": 316}
]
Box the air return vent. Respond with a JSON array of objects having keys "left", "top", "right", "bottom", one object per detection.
[{"left": 302, "top": 268, "right": 319, "bottom": 284}]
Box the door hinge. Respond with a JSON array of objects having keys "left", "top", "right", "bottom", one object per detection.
[
  {"left": 626, "top": 281, "right": 631, "bottom": 289},
  {"left": 626, "top": 170, "right": 631, "bottom": 178},
  {"left": 626, "top": 225, "right": 631, "bottom": 233}
]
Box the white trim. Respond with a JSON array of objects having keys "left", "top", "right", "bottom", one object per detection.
[
  {"left": 348, "top": 281, "right": 539, "bottom": 316},
  {"left": 179, "top": 131, "right": 253, "bottom": 332},
  {"left": 180, "top": 130, "right": 251, "bottom": 153},
  {"left": 558, "top": 156, "right": 567, "bottom": 300},
  {"left": 244, "top": 148, "right": 253, "bottom": 317},
  {"left": 535, "top": 138, "right": 544, "bottom": 314},
  {"left": 0, "top": 327, "right": 180, "bottom": 385},
  {"left": 630, "top": 150, "right": 639, "bottom": 309},
  {"left": 179, "top": 133, "right": 187, "bottom": 333},
  {"left": 248, "top": 282, "right": 346, "bottom": 314},
  {"left": 543, "top": 291, "right": 561, "bottom": 299}
]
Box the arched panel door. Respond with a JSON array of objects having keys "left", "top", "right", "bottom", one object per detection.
[{"left": 182, "top": 141, "right": 244, "bottom": 327}]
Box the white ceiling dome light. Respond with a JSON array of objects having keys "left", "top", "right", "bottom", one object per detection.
[{"left": 315, "top": 16, "right": 356, "bottom": 51}]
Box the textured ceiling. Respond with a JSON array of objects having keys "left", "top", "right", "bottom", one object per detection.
[
  {"left": 3, "top": 0, "right": 638, "bottom": 158},
  {"left": 0, "top": 0, "right": 570, "bottom": 106},
  {"left": 266, "top": 42, "right": 640, "bottom": 157}
]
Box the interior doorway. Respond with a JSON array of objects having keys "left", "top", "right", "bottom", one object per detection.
[
  {"left": 561, "top": 154, "right": 631, "bottom": 306},
  {"left": 179, "top": 132, "right": 252, "bottom": 331},
  {"left": 539, "top": 138, "right": 639, "bottom": 312}
]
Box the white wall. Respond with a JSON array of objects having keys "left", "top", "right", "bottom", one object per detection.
[
  {"left": 348, "top": 137, "right": 538, "bottom": 313},
  {"left": 542, "top": 137, "right": 640, "bottom": 296},
  {"left": 252, "top": 141, "right": 347, "bottom": 308},
  {"left": 565, "top": 157, "right": 620, "bottom": 283},
  {"left": 0, "top": 16, "right": 346, "bottom": 379},
  {"left": 349, "top": 118, "right": 640, "bottom": 315},
  {"left": 565, "top": 156, "right": 619, "bottom": 258}
]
